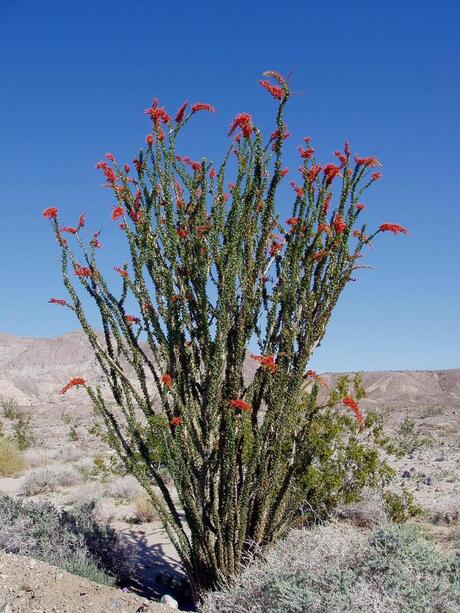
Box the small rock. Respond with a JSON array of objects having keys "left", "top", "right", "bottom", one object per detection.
[
  {"left": 422, "top": 476, "right": 433, "bottom": 486},
  {"left": 402, "top": 470, "right": 411, "bottom": 479},
  {"left": 160, "top": 594, "right": 179, "bottom": 609}
]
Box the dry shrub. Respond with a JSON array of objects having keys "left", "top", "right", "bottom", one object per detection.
[
  {"left": 23, "top": 448, "right": 52, "bottom": 467},
  {"left": 0, "top": 438, "right": 26, "bottom": 476},
  {"left": 107, "top": 475, "right": 142, "bottom": 501},
  {"left": 200, "top": 522, "right": 460, "bottom": 612},
  {"left": 133, "top": 493, "right": 158, "bottom": 523},
  {"left": 21, "top": 466, "right": 81, "bottom": 496}
]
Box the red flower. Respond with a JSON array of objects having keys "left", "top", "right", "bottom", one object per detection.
[
  {"left": 344, "top": 141, "right": 350, "bottom": 157},
  {"left": 209, "top": 167, "right": 216, "bottom": 180},
  {"left": 322, "top": 193, "right": 332, "bottom": 215},
  {"left": 379, "top": 223, "right": 409, "bottom": 235},
  {"left": 269, "top": 241, "right": 283, "bottom": 257},
  {"left": 112, "top": 206, "right": 124, "bottom": 221},
  {"left": 229, "top": 399, "right": 252, "bottom": 413},
  {"left": 73, "top": 264, "right": 93, "bottom": 278},
  {"left": 124, "top": 164, "right": 130, "bottom": 174},
  {"left": 60, "top": 226, "right": 77, "bottom": 234},
  {"left": 298, "top": 146, "right": 314, "bottom": 159},
  {"left": 105, "top": 153, "right": 115, "bottom": 162},
  {"left": 77, "top": 214, "right": 85, "bottom": 230},
  {"left": 354, "top": 156, "right": 381, "bottom": 167},
  {"left": 43, "top": 207, "right": 58, "bottom": 219},
  {"left": 259, "top": 80, "right": 285, "bottom": 100},
  {"left": 144, "top": 99, "right": 170, "bottom": 125},
  {"left": 146, "top": 134, "right": 154, "bottom": 146},
  {"left": 342, "top": 396, "right": 364, "bottom": 426},
  {"left": 286, "top": 217, "right": 299, "bottom": 226},
  {"left": 228, "top": 113, "right": 253, "bottom": 138},
  {"left": 372, "top": 172, "right": 382, "bottom": 181},
  {"left": 353, "top": 229, "right": 362, "bottom": 238},
  {"left": 48, "top": 298, "right": 68, "bottom": 306},
  {"left": 170, "top": 416, "right": 182, "bottom": 426},
  {"left": 125, "top": 314, "right": 141, "bottom": 325},
  {"left": 304, "top": 370, "right": 327, "bottom": 386},
  {"left": 270, "top": 126, "right": 290, "bottom": 149},
  {"left": 161, "top": 373, "right": 173, "bottom": 389},
  {"left": 290, "top": 182, "right": 304, "bottom": 197},
  {"left": 250, "top": 354, "right": 277, "bottom": 374},
  {"left": 280, "top": 168, "right": 289, "bottom": 177},
  {"left": 334, "top": 150, "right": 348, "bottom": 167},
  {"left": 197, "top": 223, "right": 211, "bottom": 239},
  {"left": 114, "top": 266, "right": 128, "bottom": 278},
  {"left": 90, "top": 231, "right": 102, "bottom": 249},
  {"left": 318, "top": 224, "right": 330, "bottom": 234},
  {"left": 191, "top": 102, "right": 216, "bottom": 113},
  {"left": 356, "top": 203, "right": 365, "bottom": 211},
  {"left": 314, "top": 250, "right": 327, "bottom": 261},
  {"left": 333, "top": 214, "right": 346, "bottom": 234},
  {"left": 60, "top": 377, "right": 86, "bottom": 395},
  {"left": 323, "top": 163, "right": 342, "bottom": 185},
  {"left": 175, "top": 101, "right": 188, "bottom": 123},
  {"left": 305, "top": 165, "right": 323, "bottom": 183},
  {"left": 177, "top": 228, "right": 188, "bottom": 239}
]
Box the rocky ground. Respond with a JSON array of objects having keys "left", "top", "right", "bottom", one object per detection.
[{"left": 0, "top": 551, "right": 175, "bottom": 612}]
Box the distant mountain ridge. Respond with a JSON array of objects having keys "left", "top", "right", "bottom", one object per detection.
[{"left": 0, "top": 331, "right": 459, "bottom": 408}]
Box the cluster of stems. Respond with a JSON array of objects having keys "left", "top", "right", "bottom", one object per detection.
[{"left": 45, "top": 71, "right": 406, "bottom": 601}]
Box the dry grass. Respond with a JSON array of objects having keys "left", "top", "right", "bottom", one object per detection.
[
  {"left": 0, "top": 438, "right": 26, "bottom": 476},
  {"left": 133, "top": 493, "right": 158, "bottom": 523}
]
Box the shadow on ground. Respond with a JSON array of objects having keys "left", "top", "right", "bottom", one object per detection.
[{"left": 120, "top": 527, "right": 195, "bottom": 611}]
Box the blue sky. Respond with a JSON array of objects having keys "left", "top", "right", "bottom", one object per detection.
[{"left": 0, "top": 0, "right": 458, "bottom": 372}]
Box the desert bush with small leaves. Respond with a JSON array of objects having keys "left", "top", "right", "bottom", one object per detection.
[
  {"left": 200, "top": 523, "right": 460, "bottom": 612},
  {"left": 21, "top": 466, "right": 81, "bottom": 496},
  {"left": 0, "top": 495, "right": 135, "bottom": 585}
]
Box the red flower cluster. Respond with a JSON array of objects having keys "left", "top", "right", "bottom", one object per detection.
[
  {"left": 191, "top": 103, "right": 216, "bottom": 113},
  {"left": 60, "top": 226, "right": 77, "bottom": 234},
  {"left": 73, "top": 264, "right": 93, "bottom": 278},
  {"left": 112, "top": 206, "right": 124, "bottom": 221},
  {"left": 313, "top": 250, "right": 327, "bottom": 262},
  {"left": 298, "top": 145, "right": 314, "bottom": 159},
  {"left": 372, "top": 172, "right": 382, "bottom": 181},
  {"left": 342, "top": 396, "right": 364, "bottom": 426},
  {"left": 60, "top": 377, "right": 86, "bottom": 395},
  {"left": 304, "top": 165, "right": 322, "bottom": 183},
  {"left": 90, "top": 231, "right": 101, "bottom": 249},
  {"left": 228, "top": 399, "right": 252, "bottom": 413},
  {"left": 170, "top": 416, "right": 182, "bottom": 426},
  {"left": 379, "top": 223, "right": 409, "bottom": 235},
  {"left": 48, "top": 298, "right": 68, "bottom": 306},
  {"left": 290, "top": 182, "right": 304, "bottom": 197},
  {"left": 333, "top": 214, "right": 346, "bottom": 234},
  {"left": 177, "top": 227, "right": 188, "bottom": 239},
  {"left": 286, "top": 217, "right": 299, "bottom": 226},
  {"left": 304, "top": 370, "right": 327, "bottom": 387},
  {"left": 228, "top": 113, "right": 253, "bottom": 138},
  {"left": 144, "top": 99, "right": 170, "bottom": 125},
  {"left": 354, "top": 156, "right": 381, "bottom": 167},
  {"left": 77, "top": 214, "right": 85, "bottom": 230},
  {"left": 318, "top": 223, "right": 330, "bottom": 234},
  {"left": 114, "top": 266, "right": 128, "bottom": 278},
  {"left": 323, "top": 163, "right": 342, "bottom": 185},
  {"left": 251, "top": 354, "right": 277, "bottom": 374},
  {"left": 269, "top": 241, "right": 283, "bottom": 257},
  {"left": 161, "top": 373, "right": 173, "bottom": 389},
  {"left": 175, "top": 101, "right": 188, "bottom": 123},
  {"left": 259, "top": 80, "right": 285, "bottom": 100},
  {"left": 43, "top": 207, "right": 58, "bottom": 219},
  {"left": 356, "top": 203, "right": 366, "bottom": 211},
  {"left": 125, "top": 314, "right": 140, "bottom": 325},
  {"left": 95, "top": 161, "right": 116, "bottom": 184}
]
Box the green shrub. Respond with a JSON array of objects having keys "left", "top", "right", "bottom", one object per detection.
[
  {"left": 384, "top": 487, "right": 422, "bottom": 523},
  {"left": 0, "top": 438, "right": 26, "bottom": 476},
  {"left": 200, "top": 523, "right": 460, "bottom": 612},
  {"left": 0, "top": 396, "right": 20, "bottom": 419},
  {"left": 0, "top": 496, "right": 135, "bottom": 585}
]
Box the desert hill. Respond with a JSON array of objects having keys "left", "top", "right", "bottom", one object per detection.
[{"left": 0, "top": 330, "right": 459, "bottom": 409}]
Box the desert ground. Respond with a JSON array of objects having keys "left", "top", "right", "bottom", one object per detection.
[{"left": 0, "top": 331, "right": 459, "bottom": 611}]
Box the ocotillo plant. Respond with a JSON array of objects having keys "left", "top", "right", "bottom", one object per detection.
[{"left": 44, "top": 71, "right": 407, "bottom": 600}]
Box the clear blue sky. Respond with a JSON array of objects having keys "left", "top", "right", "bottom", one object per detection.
[{"left": 0, "top": 0, "right": 459, "bottom": 372}]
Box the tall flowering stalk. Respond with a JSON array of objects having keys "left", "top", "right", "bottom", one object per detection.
[{"left": 45, "top": 71, "right": 406, "bottom": 600}]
